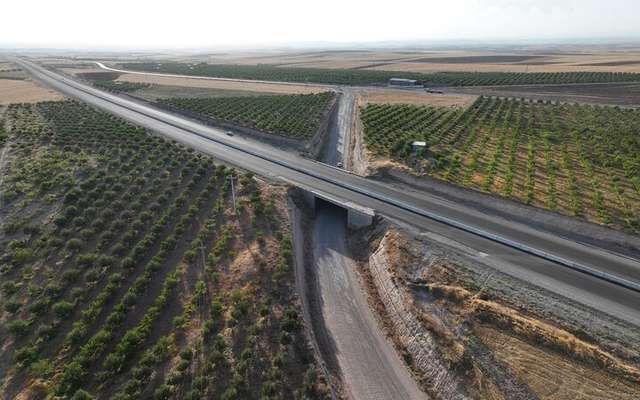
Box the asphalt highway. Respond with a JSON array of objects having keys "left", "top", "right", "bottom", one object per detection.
[{"left": 16, "top": 57, "right": 640, "bottom": 326}]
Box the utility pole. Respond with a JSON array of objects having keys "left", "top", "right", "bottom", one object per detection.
[
  {"left": 229, "top": 174, "right": 236, "bottom": 214},
  {"left": 199, "top": 242, "right": 206, "bottom": 278}
]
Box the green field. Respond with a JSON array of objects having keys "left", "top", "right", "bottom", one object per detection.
[
  {"left": 0, "top": 101, "right": 326, "bottom": 399},
  {"left": 360, "top": 97, "right": 640, "bottom": 232},
  {"left": 159, "top": 92, "right": 335, "bottom": 139},
  {"left": 119, "top": 62, "right": 640, "bottom": 86},
  {"left": 92, "top": 80, "right": 151, "bottom": 93}
]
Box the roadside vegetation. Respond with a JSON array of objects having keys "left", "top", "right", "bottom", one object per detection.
[
  {"left": 158, "top": 92, "right": 335, "bottom": 139},
  {"left": 360, "top": 97, "right": 640, "bottom": 232},
  {"left": 119, "top": 62, "right": 640, "bottom": 86},
  {"left": 92, "top": 80, "right": 151, "bottom": 93},
  {"left": 361, "top": 230, "right": 640, "bottom": 400},
  {"left": 0, "top": 100, "right": 327, "bottom": 399}
]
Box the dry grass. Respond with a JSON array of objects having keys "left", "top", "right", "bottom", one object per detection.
[
  {"left": 423, "top": 280, "right": 640, "bottom": 384},
  {"left": 357, "top": 88, "right": 475, "bottom": 107},
  {"left": 60, "top": 67, "right": 107, "bottom": 75},
  {"left": 368, "top": 61, "right": 640, "bottom": 74},
  {"left": 471, "top": 299, "right": 640, "bottom": 383},
  {"left": 187, "top": 49, "right": 640, "bottom": 73},
  {"left": 0, "top": 79, "right": 63, "bottom": 104},
  {"left": 115, "top": 73, "right": 324, "bottom": 95},
  {"left": 478, "top": 326, "right": 640, "bottom": 400}
]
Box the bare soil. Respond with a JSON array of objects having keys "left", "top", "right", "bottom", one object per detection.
[
  {"left": 478, "top": 327, "right": 640, "bottom": 400},
  {"left": 357, "top": 88, "right": 475, "bottom": 107},
  {"left": 409, "top": 56, "right": 546, "bottom": 64},
  {"left": 0, "top": 79, "right": 63, "bottom": 104},
  {"left": 115, "top": 73, "right": 324, "bottom": 94},
  {"left": 180, "top": 49, "right": 640, "bottom": 73},
  {"left": 446, "top": 83, "right": 640, "bottom": 107},
  {"left": 356, "top": 225, "right": 640, "bottom": 400}
]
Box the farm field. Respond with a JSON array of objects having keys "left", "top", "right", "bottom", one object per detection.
[
  {"left": 92, "top": 80, "right": 151, "bottom": 93},
  {"left": 0, "top": 62, "right": 62, "bottom": 104},
  {"left": 131, "top": 85, "right": 283, "bottom": 101},
  {"left": 175, "top": 49, "right": 640, "bottom": 73},
  {"left": 447, "top": 82, "right": 640, "bottom": 108},
  {"left": 360, "top": 97, "right": 640, "bottom": 232},
  {"left": 57, "top": 65, "right": 324, "bottom": 95},
  {"left": 158, "top": 92, "right": 336, "bottom": 140},
  {"left": 118, "top": 61, "right": 640, "bottom": 87},
  {"left": 0, "top": 101, "right": 326, "bottom": 399},
  {"left": 0, "top": 79, "right": 64, "bottom": 104}
]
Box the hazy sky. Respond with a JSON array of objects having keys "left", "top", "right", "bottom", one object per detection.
[{"left": 3, "top": 0, "right": 640, "bottom": 49}]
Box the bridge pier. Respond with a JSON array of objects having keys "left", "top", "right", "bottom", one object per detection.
[{"left": 298, "top": 189, "right": 374, "bottom": 229}]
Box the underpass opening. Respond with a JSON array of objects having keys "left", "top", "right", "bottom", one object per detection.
[
  {"left": 312, "top": 194, "right": 374, "bottom": 230},
  {"left": 315, "top": 197, "right": 348, "bottom": 215}
]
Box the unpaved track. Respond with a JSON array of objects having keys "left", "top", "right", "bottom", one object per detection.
[
  {"left": 313, "top": 204, "right": 428, "bottom": 400},
  {"left": 323, "top": 89, "right": 355, "bottom": 166}
]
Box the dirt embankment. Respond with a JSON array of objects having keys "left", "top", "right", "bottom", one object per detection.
[
  {"left": 356, "top": 226, "right": 640, "bottom": 400},
  {"left": 0, "top": 79, "right": 63, "bottom": 104},
  {"left": 367, "top": 233, "right": 470, "bottom": 400}
]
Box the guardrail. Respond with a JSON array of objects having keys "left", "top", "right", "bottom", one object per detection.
[{"left": 19, "top": 58, "right": 640, "bottom": 294}]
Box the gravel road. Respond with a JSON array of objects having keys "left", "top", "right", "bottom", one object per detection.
[{"left": 313, "top": 203, "right": 428, "bottom": 400}]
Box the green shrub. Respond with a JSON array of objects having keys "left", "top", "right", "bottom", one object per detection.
[
  {"left": 4, "top": 299, "right": 22, "bottom": 314},
  {"left": 8, "top": 319, "right": 30, "bottom": 338},
  {"left": 67, "top": 238, "right": 85, "bottom": 251},
  {"left": 53, "top": 301, "right": 74, "bottom": 319}
]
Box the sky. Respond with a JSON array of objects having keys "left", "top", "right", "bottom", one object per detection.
[{"left": 2, "top": 0, "right": 640, "bottom": 49}]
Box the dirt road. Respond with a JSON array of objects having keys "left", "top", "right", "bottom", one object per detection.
[{"left": 312, "top": 203, "right": 428, "bottom": 400}]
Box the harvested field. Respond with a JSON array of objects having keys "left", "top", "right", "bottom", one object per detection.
[
  {"left": 358, "top": 88, "right": 475, "bottom": 107},
  {"left": 478, "top": 327, "right": 640, "bottom": 400},
  {"left": 115, "top": 73, "right": 323, "bottom": 94},
  {"left": 409, "top": 55, "right": 546, "bottom": 64},
  {"left": 448, "top": 82, "right": 640, "bottom": 107},
  {"left": 182, "top": 49, "right": 640, "bottom": 73},
  {"left": 368, "top": 61, "right": 640, "bottom": 74},
  {"left": 0, "top": 79, "right": 63, "bottom": 104},
  {"left": 580, "top": 60, "right": 640, "bottom": 67}
]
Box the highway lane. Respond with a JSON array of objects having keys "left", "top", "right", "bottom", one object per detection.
[{"left": 16, "top": 57, "right": 640, "bottom": 326}]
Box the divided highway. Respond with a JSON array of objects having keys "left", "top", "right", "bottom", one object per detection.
[{"left": 16, "top": 57, "right": 640, "bottom": 326}]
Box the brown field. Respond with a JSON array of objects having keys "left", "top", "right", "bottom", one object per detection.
[
  {"left": 60, "top": 67, "right": 107, "bottom": 75},
  {"left": 478, "top": 326, "right": 640, "bottom": 400},
  {"left": 189, "top": 49, "right": 640, "bottom": 73},
  {"left": 357, "top": 88, "right": 475, "bottom": 107},
  {"left": 58, "top": 64, "right": 324, "bottom": 94},
  {"left": 115, "top": 73, "right": 324, "bottom": 94},
  {"left": 0, "top": 79, "right": 63, "bottom": 104}
]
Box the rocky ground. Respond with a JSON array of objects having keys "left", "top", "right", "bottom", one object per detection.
[{"left": 349, "top": 220, "right": 640, "bottom": 400}]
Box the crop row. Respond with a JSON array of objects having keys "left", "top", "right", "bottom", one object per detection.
[
  {"left": 93, "top": 80, "right": 151, "bottom": 93},
  {"left": 159, "top": 92, "right": 335, "bottom": 139},
  {"left": 120, "top": 62, "right": 640, "bottom": 86},
  {"left": 0, "top": 101, "right": 326, "bottom": 399},
  {"left": 360, "top": 97, "right": 640, "bottom": 231}
]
